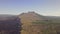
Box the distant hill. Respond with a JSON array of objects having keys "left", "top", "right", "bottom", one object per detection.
[
  {"left": 45, "top": 16, "right": 60, "bottom": 20},
  {"left": 0, "top": 14, "right": 17, "bottom": 21}
]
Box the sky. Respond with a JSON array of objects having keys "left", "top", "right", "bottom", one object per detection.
[{"left": 0, "top": 0, "right": 60, "bottom": 16}]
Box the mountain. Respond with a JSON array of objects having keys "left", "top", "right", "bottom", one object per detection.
[
  {"left": 19, "top": 12, "right": 60, "bottom": 25},
  {"left": 19, "top": 12, "right": 43, "bottom": 34},
  {"left": 18, "top": 12, "right": 47, "bottom": 34},
  {"left": 19, "top": 12, "right": 46, "bottom": 25},
  {"left": 19, "top": 12, "right": 60, "bottom": 34},
  {"left": 0, "top": 14, "right": 17, "bottom": 21}
]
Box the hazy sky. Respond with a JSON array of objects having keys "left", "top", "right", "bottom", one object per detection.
[{"left": 0, "top": 0, "right": 60, "bottom": 16}]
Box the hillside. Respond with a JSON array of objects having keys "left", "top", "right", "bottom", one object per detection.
[
  {"left": 0, "top": 13, "right": 47, "bottom": 34},
  {"left": 19, "top": 12, "right": 45, "bottom": 25},
  {"left": 18, "top": 12, "right": 47, "bottom": 34},
  {"left": 19, "top": 12, "right": 60, "bottom": 34}
]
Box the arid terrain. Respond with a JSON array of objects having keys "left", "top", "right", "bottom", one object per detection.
[{"left": 19, "top": 12, "right": 60, "bottom": 34}]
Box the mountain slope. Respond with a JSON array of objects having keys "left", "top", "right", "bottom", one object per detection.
[
  {"left": 19, "top": 12, "right": 45, "bottom": 25},
  {"left": 19, "top": 12, "right": 60, "bottom": 34},
  {"left": 18, "top": 12, "right": 47, "bottom": 34}
]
